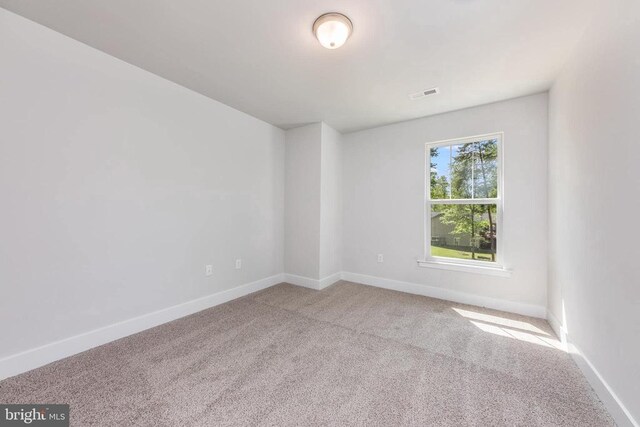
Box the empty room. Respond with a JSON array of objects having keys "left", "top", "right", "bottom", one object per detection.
[{"left": 0, "top": 0, "right": 638, "bottom": 426}]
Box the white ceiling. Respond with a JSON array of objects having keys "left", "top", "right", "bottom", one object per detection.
[{"left": 0, "top": 0, "right": 600, "bottom": 132}]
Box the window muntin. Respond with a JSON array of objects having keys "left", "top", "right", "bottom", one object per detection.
[{"left": 426, "top": 134, "right": 502, "bottom": 265}]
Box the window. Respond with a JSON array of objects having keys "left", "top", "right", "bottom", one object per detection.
[{"left": 423, "top": 133, "right": 504, "bottom": 270}]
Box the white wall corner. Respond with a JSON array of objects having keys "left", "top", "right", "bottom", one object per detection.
[{"left": 0, "top": 274, "right": 285, "bottom": 381}]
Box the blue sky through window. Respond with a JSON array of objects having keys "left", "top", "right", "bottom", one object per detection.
[{"left": 431, "top": 145, "right": 459, "bottom": 198}]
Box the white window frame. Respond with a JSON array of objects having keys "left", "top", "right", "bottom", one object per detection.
[{"left": 418, "top": 132, "right": 511, "bottom": 277}]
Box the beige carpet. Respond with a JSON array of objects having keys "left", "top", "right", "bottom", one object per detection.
[{"left": 0, "top": 281, "right": 613, "bottom": 426}]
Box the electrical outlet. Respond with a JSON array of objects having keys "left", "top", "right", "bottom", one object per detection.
[
  {"left": 377, "top": 254, "right": 384, "bottom": 263},
  {"left": 235, "top": 259, "right": 242, "bottom": 270},
  {"left": 205, "top": 265, "right": 213, "bottom": 276}
]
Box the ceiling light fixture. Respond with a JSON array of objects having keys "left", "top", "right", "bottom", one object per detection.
[{"left": 313, "top": 13, "right": 353, "bottom": 49}]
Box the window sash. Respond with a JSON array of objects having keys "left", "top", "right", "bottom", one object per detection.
[{"left": 424, "top": 132, "right": 503, "bottom": 268}]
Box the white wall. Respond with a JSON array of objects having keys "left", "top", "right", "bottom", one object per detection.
[
  {"left": 284, "top": 123, "right": 322, "bottom": 279},
  {"left": 319, "top": 123, "right": 342, "bottom": 279},
  {"left": 0, "top": 9, "right": 285, "bottom": 359},
  {"left": 284, "top": 122, "right": 342, "bottom": 282},
  {"left": 342, "top": 94, "right": 548, "bottom": 309},
  {"left": 548, "top": 0, "right": 640, "bottom": 424}
]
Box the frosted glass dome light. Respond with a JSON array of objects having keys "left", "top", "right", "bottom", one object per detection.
[{"left": 313, "top": 13, "right": 353, "bottom": 49}]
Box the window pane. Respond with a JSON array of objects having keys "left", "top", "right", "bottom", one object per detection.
[
  {"left": 472, "top": 139, "right": 498, "bottom": 199},
  {"left": 430, "top": 204, "right": 497, "bottom": 262},
  {"left": 429, "top": 139, "right": 498, "bottom": 200},
  {"left": 429, "top": 146, "right": 451, "bottom": 199},
  {"left": 450, "top": 144, "right": 473, "bottom": 199}
]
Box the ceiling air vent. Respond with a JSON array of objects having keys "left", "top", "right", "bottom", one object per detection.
[{"left": 409, "top": 87, "right": 439, "bottom": 100}]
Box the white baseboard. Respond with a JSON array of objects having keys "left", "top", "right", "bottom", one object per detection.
[
  {"left": 0, "top": 273, "right": 285, "bottom": 381},
  {"left": 284, "top": 272, "right": 341, "bottom": 290},
  {"left": 5, "top": 272, "right": 634, "bottom": 426},
  {"left": 285, "top": 271, "right": 545, "bottom": 318},
  {"left": 283, "top": 273, "right": 320, "bottom": 290},
  {"left": 546, "top": 310, "right": 568, "bottom": 348},
  {"left": 547, "top": 312, "right": 638, "bottom": 427},
  {"left": 319, "top": 272, "right": 342, "bottom": 289},
  {"left": 340, "top": 271, "right": 546, "bottom": 318}
]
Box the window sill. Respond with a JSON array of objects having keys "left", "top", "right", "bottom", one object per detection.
[{"left": 417, "top": 259, "right": 512, "bottom": 277}]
